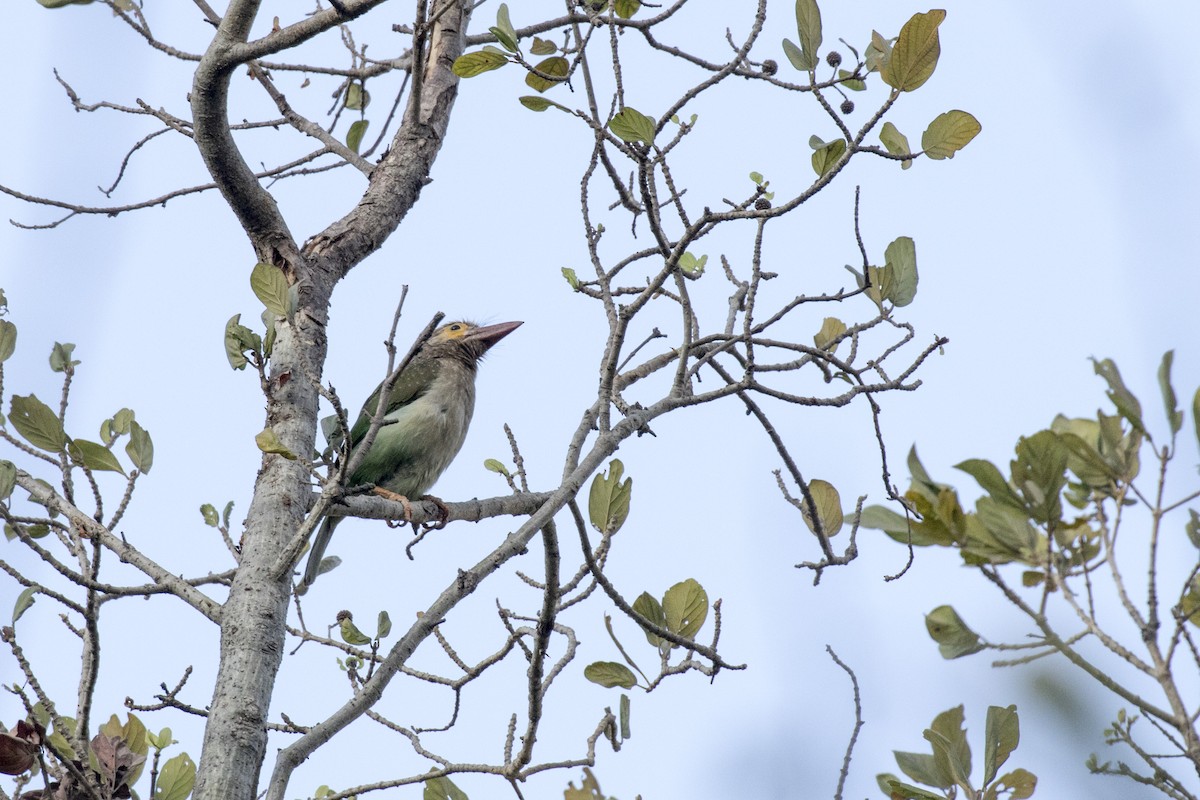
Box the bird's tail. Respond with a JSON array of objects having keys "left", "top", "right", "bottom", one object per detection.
[{"left": 298, "top": 515, "right": 341, "bottom": 594}]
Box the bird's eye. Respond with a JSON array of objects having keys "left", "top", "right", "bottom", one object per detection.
[{"left": 450, "top": 324, "right": 462, "bottom": 331}]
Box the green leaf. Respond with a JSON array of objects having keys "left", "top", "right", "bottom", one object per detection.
[
  {"left": 344, "top": 82, "right": 369, "bottom": 111},
  {"left": 339, "top": 616, "right": 372, "bottom": 646},
  {"left": 561, "top": 267, "right": 580, "bottom": 290},
  {"left": 880, "top": 121, "right": 912, "bottom": 169},
  {"left": 451, "top": 49, "right": 509, "bottom": 78},
  {"left": 584, "top": 661, "right": 637, "bottom": 689},
  {"left": 877, "top": 774, "right": 946, "bottom": 800},
  {"left": 36, "top": 0, "right": 95, "bottom": 7},
  {"left": 922, "top": 110, "right": 981, "bottom": 160},
  {"left": 224, "top": 313, "right": 260, "bottom": 371},
  {"left": 1193, "top": 385, "right": 1200, "bottom": 454},
  {"left": 926, "top": 705, "right": 972, "bottom": 795},
  {"left": 1012, "top": 430, "right": 1069, "bottom": 524},
  {"left": 126, "top": 421, "right": 154, "bottom": 474},
  {"left": 0, "top": 319, "right": 16, "bottom": 362},
  {"left": 781, "top": 38, "right": 810, "bottom": 72},
  {"left": 619, "top": 692, "right": 631, "bottom": 739},
  {"left": 678, "top": 252, "right": 707, "bottom": 276},
  {"left": 588, "top": 459, "right": 632, "bottom": 534},
  {"left": 882, "top": 10, "right": 945, "bottom": 91},
  {"left": 1091, "top": 357, "right": 1146, "bottom": 435},
  {"left": 250, "top": 262, "right": 290, "bottom": 319},
  {"left": 530, "top": 36, "right": 557, "bottom": 55},
  {"left": 519, "top": 95, "right": 569, "bottom": 113},
  {"left": 154, "top": 752, "right": 196, "bottom": 800},
  {"left": 49, "top": 341, "right": 80, "bottom": 373},
  {"left": 813, "top": 316, "right": 846, "bottom": 353},
  {"left": 346, "top": 119, "right": 369, "bottom": 154},
  {"left": 376, "top": 610, "right": 392, "bottom": 639},
  {"left": 113, "top": 407, "right": 135, "bottom": 435},
  {"left": 69, "top": 439, "right": 126, "bottom": 475},
  {"left": 1187, "top": 509, "right": 1200, "bottom": 549},
  {"left": 614, "top": 0, "right": 640, "bottom": 19},
  {"left": 525, "top": 56, "right": 569, "bottom": 92},
  {"left": 662, "top": 578, "right": 708, "bottom": 640},
  {"left": 925, "top": 605, "right": 984, "bottom": 659},
  {"left": 483, "top": 458, "right": 510, "bottom": 477},
  {"left": 1157, "top": 350, "right": 1183, "bottom": 434},
  {"left": 894, "top": 751, "right": 951, "bottom": 789},
  {"left": 489, "top": 11, "right": 518, "bottom": 52},
  {"left": 423, "top": 775, "right": 469, "bottom": 800},
  {"left": 794, "top": 0, "right": 823, "bottom": 68},
  {"left": 13, "top": 586, "right": 36, "bottom": 624},
  {"left": 864, "top": 29, "right": 892, "bottom": 73},
  {"left": 222, "top": 500, "right": 235, "bottom": 528},
  {"left": 810, "top": 138, "right": 846, "bottom": 176},
  {"left": 200, "top": 504, "right": 219, "bottom": 527},
  {"left": 255, "top": 427, "right": 297, "bottom": 460},
  {"left": 495, "top": 3, "right": 517, "bottom": 48},
  {"left": 983, "top": 705, "right": 1019, "bottom": 786},
  {"left": 9, "top": 395, "right": 67, "bottom": 453},
  {"left": 954, "top": 458, "right": 1022, "bottom": 510},
  {"left": 801, "top": 479, "right": 843, "bottom": 536},
  {"left": 631, "top": 591, "right": 667, "bottom": 648},
  {"left": 859, "top": 504, "right": 909, "bottom": 531},
  {"left": 884, "top": 236, "right": 918, "bottom": 306},
  {"left": 837, "top": 69, "right": 866, "bottom": 91},
  {"left": 608, "top": 107, "right": 656, "bottom": 144},
  {"left": 0, "top": 460, "right": 14, "bottom": 501}
]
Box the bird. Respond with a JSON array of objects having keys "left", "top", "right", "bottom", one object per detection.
[{"left": 298, "top": 319, "right": 522, "bottom": 593}]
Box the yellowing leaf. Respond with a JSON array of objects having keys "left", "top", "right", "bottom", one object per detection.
[
  {"left": 801, "top": 479, "right": 843, "bottom": 536},
  {"left": 608, "top": 107, "right": 656, "bottom": 143},
  {"left": 614, "top": 0, "right": 641, "bottom": 19},
  {"left": 880, "top": 121, "right": 913, "bottom": 169},
  {"left": 811, "top": 138, "right": 846, "bottom": 176},
  {"left": 884, "top": 236, "right": 918, "bottom": 307},
  {"left": 525, "top": 56, "right": 569, "bottom": 93},
  {"left": 250, "top": 262, "right": 290, "bottom": 318},
  {"left": 530, "top": 37, "right": 557, "bottom": 56},
  {"left": 451, "top": 49, "right": 508, "bottom": 78},
  {"left": 583, "top": 661, "right": 637, "bottom": 689},
  {"left": 925, "top": 605, "right": 984, "bottom": 659},
  {"left": 663, "top": 578, "right": 708, "bottom": 640},
  {"left": 922, "top": 110, "right": 981, "bottom": 160},
  {"left": 255, "top": 428, "right": 297, "bottom": 460},
  {"left": 882, "top": 9, "right": 946, "bottom": 92},
  {"left": 813, "top": 316, "right": 846, "bottom": 353},
  {"left": 588, "top": 459, "right": 632, "bottom": 534}
]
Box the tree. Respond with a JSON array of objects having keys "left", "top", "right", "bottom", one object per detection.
[
  {"left": 0, "top": 2, "right": 979, "bottom": 799},
  {"left": 865, "top": 355, "right": 1200, "bottom": 800}
]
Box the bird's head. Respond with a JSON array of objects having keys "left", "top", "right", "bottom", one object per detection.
[{"left": 423, "top": 320, "right": 523, "bottom": 365}]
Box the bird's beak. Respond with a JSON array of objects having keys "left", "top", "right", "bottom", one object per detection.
[{"left": 467, "top": 320, "right": 523, "bottom": 352}]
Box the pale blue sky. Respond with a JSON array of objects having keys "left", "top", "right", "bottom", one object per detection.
[{"left": 2, "top": 3, "right": 1198, "bottom": 799}]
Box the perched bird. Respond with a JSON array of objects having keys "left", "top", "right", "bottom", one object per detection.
[{"left": 299, "top": 320, "right": 522, "bottom": 592}]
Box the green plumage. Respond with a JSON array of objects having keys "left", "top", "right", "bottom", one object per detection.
[{"left": 299, "top": 320, "right": 521, "bottom": 592}]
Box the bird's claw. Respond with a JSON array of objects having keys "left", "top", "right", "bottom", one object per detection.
[
  {"left": 371, "top": 488, "right": 449, "bottom": 530},
  {"left": 421, "top": 495, "right": 451, "bottom": 530}
]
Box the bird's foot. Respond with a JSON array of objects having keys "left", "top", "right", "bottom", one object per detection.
[
  {"left": 418, "top": 495, "right": 451, "bottom": 530},
  {"left": 371, "top": 488, "right": 449, "bottom": 529},
  {"left": 371, "top": 487, "right": 416, "bottom": 526}
]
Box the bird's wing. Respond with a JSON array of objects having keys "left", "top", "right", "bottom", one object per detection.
[{"left": 347, "top": 358, "right": 439, "bottom": 449}]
